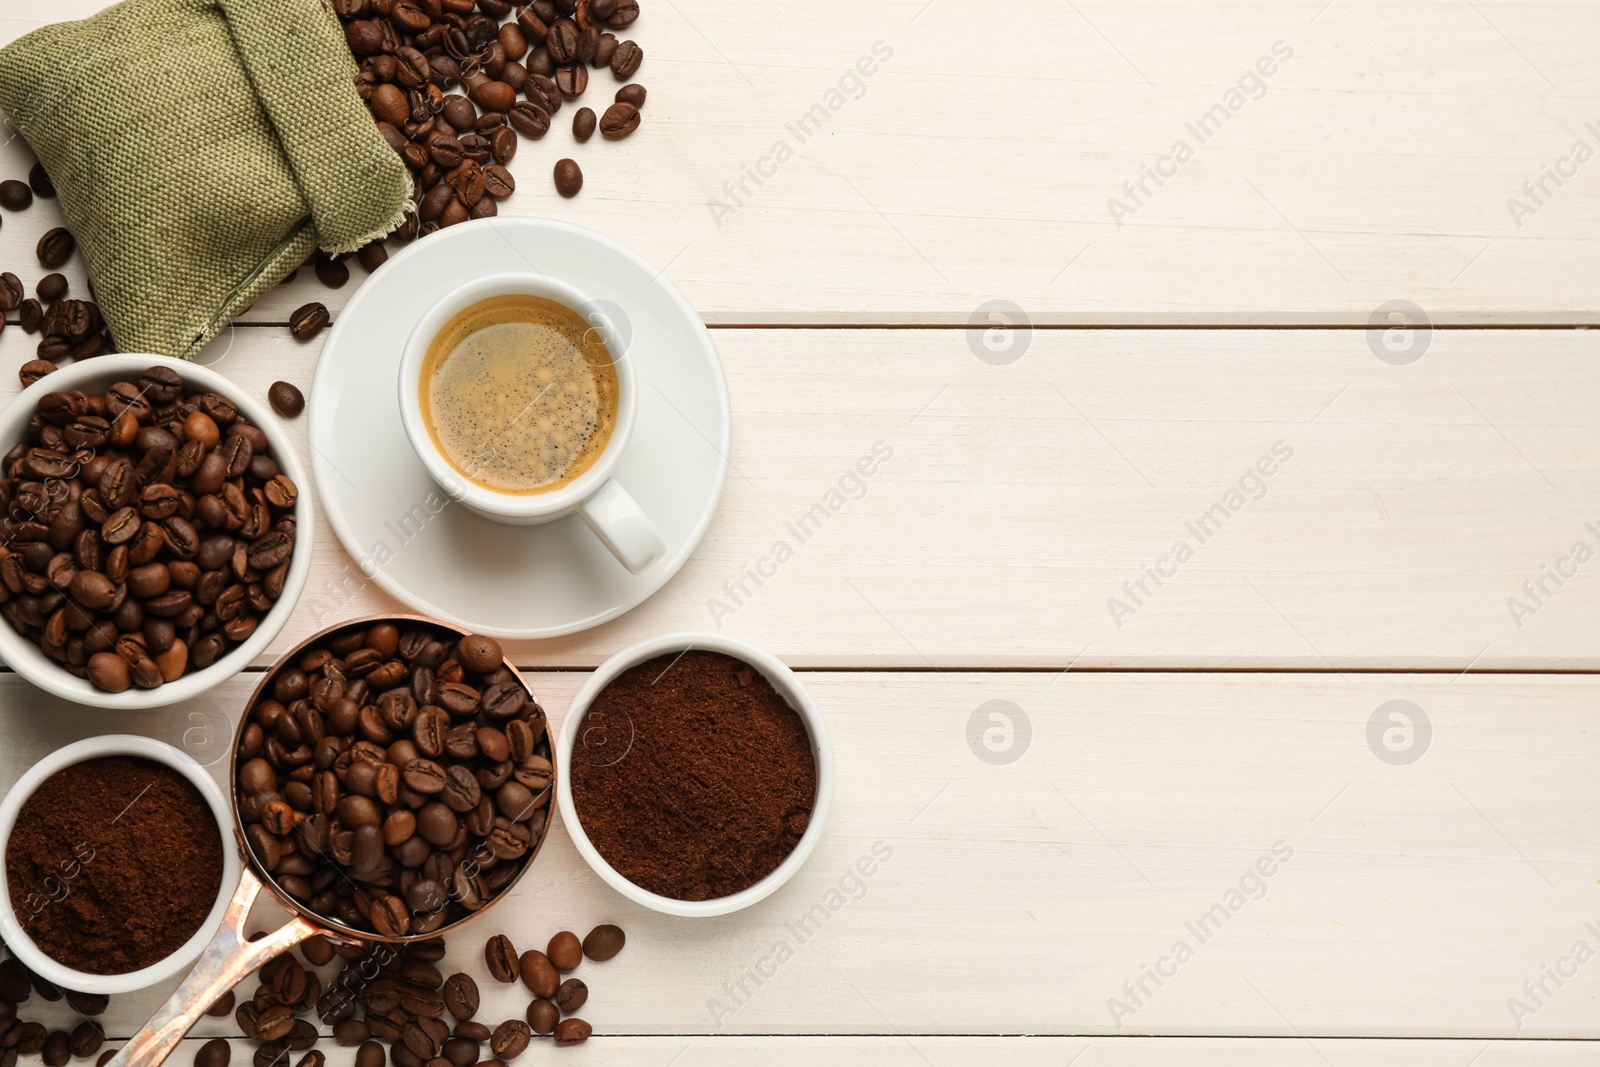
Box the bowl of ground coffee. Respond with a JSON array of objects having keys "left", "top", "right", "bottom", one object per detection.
[
  {"left": 0, "top": 735, "right": 238, "bottom": 993},
  {"left": 557, "top": 632, "right": 834, "bottom": 917}
]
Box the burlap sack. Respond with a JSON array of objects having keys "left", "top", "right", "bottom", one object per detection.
[{"left": 0, "top": 0, "right": 411, "bottom": 358}]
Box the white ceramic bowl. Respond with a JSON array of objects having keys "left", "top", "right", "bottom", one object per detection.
[
  {"left": 0, "top": 735, "right": 242, "bottom": 994},
  {"left": 556, "top": 632, "right": 834, "bottom": 917},
  {"left": 0, "top": 355, "right": 314, "bottom": 709}
]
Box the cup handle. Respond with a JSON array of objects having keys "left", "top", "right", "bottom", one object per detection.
[
  {"left": 107, "top": 867, "right": 323, "bottom": 1067},
  {"left": 578, "top": 479, "right": 664, "bottom": 574}
]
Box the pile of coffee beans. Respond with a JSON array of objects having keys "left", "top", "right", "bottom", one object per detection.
[
  {"left": 335, "top": 0, "right": 648, "bottom": 230},
  {"left": 0, "top": 365, "right": 301, "bottom": 692},
  {"left": 0, "top": 939, "right": 122, "bottom": 1067},
  {"left": 235, "top": 624, "right": 554, "bottom": 937},
  {"left": 216, "top": 921, "right": 626, "bottom": 1067}
]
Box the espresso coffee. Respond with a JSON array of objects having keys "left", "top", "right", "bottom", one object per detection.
[{"left": 420, "top": 295, "right": 619, "bottom": 494}]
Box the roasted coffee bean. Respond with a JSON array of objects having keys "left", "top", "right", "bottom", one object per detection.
[
  {"left": 553, "top": 158, "right": 582, "bottom": 198},
  {"left": 64, "top": 992, "right": 109, "bottom": 1018},
  {"left": 517, "top": 951, "right": 558, "bottom": 998},
  {"left": 0, "top": 180, "right": 31, "bottom": 211},
  {"left": 506, "top": 102, "right": 550, "bottom": 139},
  {"left": 195, "top": 1039, "right": 230, "bottom": 1067},
  {"left": 37, "top": 229, "right": 75, "bottom": 269},
  {"left": 524, "top": 999, "right": 557, "bottom": 1036},
  {"left": 37, "top": 273, "right": 68, "bottom": 302},
  {"left": 68, "top": 1022, "right": 103, "bottom": 1058},
  {"left": 269, "top": 381, "right": 306, "bottom": 419},
  {"left": 482, "top": 165, "right": 515, "bottom": 199},
  {"left": 615, "top": 83, "right": 646, "bottom": 107},
  {"left": 0, "top": 273, "right": 22, "bottom": 312},
  {"left": 19, "top": 359, "right": 56, "bottom": 386},
  {"left": 289, "top": 303, "right": 330, "bottom": 342},
  {"left": 553, "top": 978, "right": 587, "bottom": 1014},
  {"left": 488, "top": 1021, "right": 528, "bottom": 1061},
  {"left": 354, "top": 1043, "right": 385, "bottom": 1067},
  {"left": 582, "top": 924, "right": 625, "bottom": 961},
  {"left": 29, "top": 164, "right": 56, "bottom": 198},
  {"left": 571, "top": 107, "right": 596, "bottom": 142},
  {"left": 547, "top": 931, "right": 582, "bottom": 971},
  {"left": 610, "top": 39, "right": 641, "bottom": 78},
  {"left": 41, "top": 1032, "right": 69, "bottom": 1067},
  {"left": 485, "top": 935, "right": 520, "bottom": 982},
  {"left": 333, "top": 1020, "right": 371, "bottom": 1047},
  {"left": 442, "top": 973, "right": 479, "bottom": 1021},
  {"left": 552, "top": 1019, "right": 590, "bottom": 1048},
  {"left": 314, "top": 255, "right": 350, "bottom": 289},
  {"left": 19, "top": 298, "right": 42, "bottom": 333},
  {"left": 599, "top": 101, "right": 639, "bottom": 139},
  {"left": 554, "top": 64, "right": 587, "bottom": 98}
]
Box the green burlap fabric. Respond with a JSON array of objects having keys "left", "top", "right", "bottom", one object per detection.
[{"left": 0, "top": 0, "right": 411, "bottom": 358}]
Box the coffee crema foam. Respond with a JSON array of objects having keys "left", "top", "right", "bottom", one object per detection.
[{"left": 420, "top": 294, "right": 619, "bottom": 494}]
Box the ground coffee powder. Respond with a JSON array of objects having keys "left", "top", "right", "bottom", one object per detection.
[
  {"left": 7, "top": 756, "right": 224, "bottom": 974},
  {"left": 570, "top": 651, "right": 817, "bottom": 901}
]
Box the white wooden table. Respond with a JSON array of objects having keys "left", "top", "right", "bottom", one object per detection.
[{"left": 2, "top": 1, "right": 1599, "bottom": 1063}]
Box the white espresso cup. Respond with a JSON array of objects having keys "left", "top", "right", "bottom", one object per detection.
[{"left": 398, "top": 272, "right": 665, "bottom": 574}]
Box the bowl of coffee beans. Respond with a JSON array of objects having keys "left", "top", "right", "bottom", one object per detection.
[
  {"left": 234, "top": 616, "right": 556, "bottom": 939},
  {"left": 0, "top": 355, "right": 313, "bottom": 708},
  {"left": 557, "top": 632, "right": 834, "bottom": 917}
]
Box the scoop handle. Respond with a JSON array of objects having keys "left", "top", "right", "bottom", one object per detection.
[{"left": 107, "top": 867, "right": 322, "bottom": 1067}]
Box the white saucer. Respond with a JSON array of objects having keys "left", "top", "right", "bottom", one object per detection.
[{"left": 308, "top": 218, "right": 730, "bottom": 638}]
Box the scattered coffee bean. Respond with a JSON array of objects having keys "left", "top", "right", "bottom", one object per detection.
[
  {"left": 28, "top": 164, "right": 55, "bottom": 198},
  {"left": 64, "top": 992, "right": 108, "bottom": 1017},
  {"left": 19, "top": 297, "right": 42, "bottom": 333},
  {"left": 97, "top": 1052, "right": 117, "bottom": 1067},
  {"left": 552, "top": 1019, "right": 590, "bottom": 1048},
  {"left": 443, "top": 973, "right": 479, "bottom": 1021},
  {"left": 523, "top": 999, "right": 557, "bottom": 1036},
  {"left": 357, "top": 243, "right": 389, "bottom": 272},
  {"left": 37, "top": 228, "right": 75, "bottom": 269},
  {"left": 17, "top": 359, "right": 55, "bottom": 387},
  {"left": 610, "top": 40, "right": 642, "bottom": 78},
  {"left": 485, "top": 935, "right": 520, "bottom": 983},
  {"left": 553, "top": 978, "right": 586, "bottom": 1014},
  {"left": 37, "top": 273, "right": 67, "bottom": 302},
  {"left": 354, "top": 1042, "right": 385, "bottom": 1067},
  {"left": 196, "top": 1038, "right": 231, "bottom": 1067},
  {"left": 69, "top": 1022, "right": 104, "bottom": 1058},
  {"left": 333, "top": 1021, "right": 371, "bottom": 1046},
  {"left": 572, "top": 107, "right": 596, "bottom": 142},
  {"left": 517, "top": 952, "right": 558, "bottom": 999},
  {"left": 615, "top": 83, "right": 646, "bottom": 108},
  {"left": 582, "top": 924, "right": 626, "bottom": 962},
  {"left": 208, "top": 992, "right": 237, "bottom": 1018},
  {"left": 288, "top": 303, "right": 329, "bottom": 342},
  {"left": 0, "top": 272, "right": 22, "bottom": 312},
  {"left": 313, "top": 255, "right": 349, "bottom": 289},
  {"left": 598, "top": 102, "right": 639, "bottom": 139},
  {"left": 546, "top": 932, "right": 581, "bottom": 972},
  {"left": 42, "top": 1031, "right": 69, "bottom": 1067},
  {"left": 553, "top": 159, "right": 582, "bottom": 198},
  {"left": 0, "top": 179, "right": 32, "bottom": 210},
  {"left": 488, "top": 1021, "right": 528, "bottom": 1061}
]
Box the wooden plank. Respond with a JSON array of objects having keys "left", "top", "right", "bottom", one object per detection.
[
  {"left": 91, "top": 1037, "right": 1600, "bottom": 1066},
  {"left": 1, "top": 2, "right": 1599, "bottom": 325},
  {"left": 5, "top": 325, "right": 1595, "bottom": 670},
  {"left": 4, "top": 671, "right": 1599, "bottom": 1039}
]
